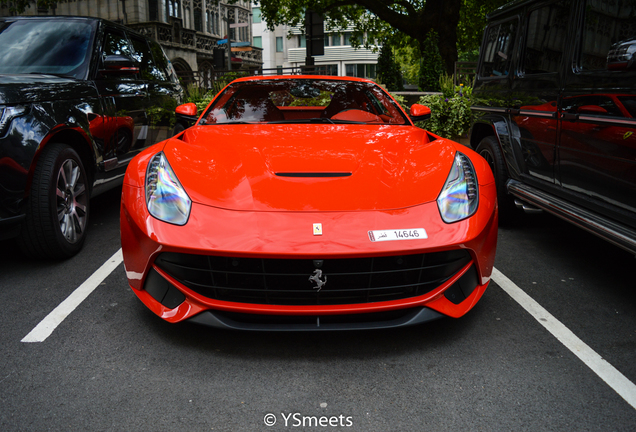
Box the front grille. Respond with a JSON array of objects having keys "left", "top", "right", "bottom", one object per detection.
[{"left": 154, "top": 250, "right": 472, "bottom": 306}]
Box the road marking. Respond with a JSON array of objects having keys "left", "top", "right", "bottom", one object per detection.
[
  {"left": 21, "top": 249, "right": 123, "bottom": 343},
  {"left": 492, "top": 267, "right": 636, "bottom": 410}
]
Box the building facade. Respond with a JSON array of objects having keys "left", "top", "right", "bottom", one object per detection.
[{"left": 1, "top": 0, "right": 263, "bottom": 85}]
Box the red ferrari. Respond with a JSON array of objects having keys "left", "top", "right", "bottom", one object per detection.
[{"left": 120, "top": 76, "right": 498, "bottom": 330}]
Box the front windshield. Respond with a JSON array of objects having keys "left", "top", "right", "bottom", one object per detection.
[
  {"left": 200, "top": 79, "right": 410, "bottom": 125},
  {"left": 0, "top": 19, "right": 95, "bottom": 79}
]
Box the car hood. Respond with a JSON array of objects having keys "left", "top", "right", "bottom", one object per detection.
[
  {"left": 165, "top": 125, "right": 458, "bottom": 212},
  {"left": 0, "top": 74, "right": 96, "bottom": 104}
]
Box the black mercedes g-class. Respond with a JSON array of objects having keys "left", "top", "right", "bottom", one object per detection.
[
  {"left": 0, "top": 16, "right": 183, "bottom": 258},
  {"left": 470, "top": 0, "right": 636, "bottom": 255}
]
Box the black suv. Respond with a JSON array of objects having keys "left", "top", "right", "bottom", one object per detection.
[
  {"left": 470, "top": 0, "right": 636, "bottom": 255},
  {"left": 0, "top": 16, "right": 183, "bottom": 258}
]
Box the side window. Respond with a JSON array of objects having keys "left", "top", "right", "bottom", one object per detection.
[
  {"left": 130, "top": 35, "right": 164, "bottom": 82},
  {"left": 103, "top": 30, "right": 134, "bottom": 59},
  {"left": 479, "top": 19, "right": 518, "bottom": 78},
  {"left": 523, "top": 0, "right": 571, "bottom": 74},
  {"left": 580, "top": 0, "right": 636, "bottom": 70},
  {"left": 148, "top": 40, "right": 179, "bottom": 84},
  {"left": 102, "top": 30, "right": 137, "bottom": 80}
]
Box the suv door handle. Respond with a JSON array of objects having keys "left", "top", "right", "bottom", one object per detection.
[{"left": 561, "top": 112, "right": 579, "bottom": 121}]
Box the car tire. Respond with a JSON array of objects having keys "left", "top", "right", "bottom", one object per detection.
[
  {"left": 475, "top": 136, "right": 516, "bottom": 223},
  {"left": 18, "top": 143, "right": 90, "bottom": 259}
]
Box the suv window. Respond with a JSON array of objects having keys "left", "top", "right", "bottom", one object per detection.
[
  {"left": 479, "top": 19, "right": 518, "bottom": 78},
  {"left": 148, "top": 40, "right": 179, "bottom": 84},
  {"left": 130, "top": 35, "right": 165, "bottom": 82},
  {"left": 523, "top": 0, "right": 571, "bottom": 74},
  {"left": 580, "top": 0, "right": 636, "bottom": 70},
  {"left": 103, "top": 30, "right": 135, "bottom": 59},
  {"left": 0, "top": 19, "right": 94, "bottom": 78}
]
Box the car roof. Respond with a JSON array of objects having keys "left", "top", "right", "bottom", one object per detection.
[
  {"left": 487, "top": 0, "right": 537, "bottom": 20},
  {"left": 0, "top": 15, "right": 140, "bottom": 36},
  {"left": 0, "top": 15, "right": 100, "bottom": 22}
]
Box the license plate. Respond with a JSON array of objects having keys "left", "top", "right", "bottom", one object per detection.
[{"left": 368, "top": 228, "right": 428, "bottom": 242}]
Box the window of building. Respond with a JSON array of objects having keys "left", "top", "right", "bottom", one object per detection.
[
  {"left": 345, "top": 63, "right": 376, "bottom": 79},
  {"left": 324, "top": 34, "right": 330, "bottom": 47},
  {"left": 331, "top": 34, "right": 341, "bottom": 46},
  {"left": 149, "top": 0, "right": 159, "bottom": 22},
  {"left": 299, "top": 35, "right": 306, "bottom": 48},
  {"left": 167, "top": 0, "right": 180, "bottom": 18},
  {"left": 318, "top": 64, "right": 338, "bottom": 75},
  {"left": 276, "top": 36, "right": 283, "bottom": 52},
  {"left": 522, "top": 0, "right": 570, "bottom": 74},
  {"left": 194, "top": 7, "right": 202, "bottom": 32},
  {"left": 253, "top": 7, "right": 261, "bottom": 23},
  {"left": 344, "top": 32, "right": 354, "bottom": 45},
  {"left": 253, "top": 36, "right": 262, "bottom": 48}
]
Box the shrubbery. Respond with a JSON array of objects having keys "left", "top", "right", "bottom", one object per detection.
[{"left": 414, "top": 74, "right": 475, "bottom": 139}]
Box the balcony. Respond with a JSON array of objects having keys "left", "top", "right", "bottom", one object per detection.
[{"left": 128, "top": 21, "right": 262, "bottom": 67}]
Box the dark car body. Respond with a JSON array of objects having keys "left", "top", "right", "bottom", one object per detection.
[
  {"left": 469, "top": 0, "right": 636, "bottom": 255},
  {"left": 0, "top": 16, "right": 183, "bottom": 258}
]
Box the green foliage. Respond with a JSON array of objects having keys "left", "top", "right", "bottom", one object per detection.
[
  {"left": 394, "top": 41, "right": 421, "bottom": 86},
  {"left": 377, "top": 44, "right": 404, "bottom": 91},
  {"left": 458, "top": 0, "right": 515, "bottom": 55},
  {"left": 439, "top": 73, "right": 455, "bottom": 99},
  {"left": 147, "top": 98, "right": 178, "bottom": 128},
  {"left": 416, "top": 84, "right": 474, "bottom": 139},
  {"left": 419, "top": 30, "right": 444, "bottom": 92}
]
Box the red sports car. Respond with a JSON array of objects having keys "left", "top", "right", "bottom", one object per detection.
[{"left": 120, "top": 76, "right": 498, "bottom": 331}]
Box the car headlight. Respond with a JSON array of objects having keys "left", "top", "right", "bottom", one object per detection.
[
  {"left": 145, "top": 152, "right": 191, "bottom": 225},
  {"left": 437, "top": 152, "right": 479, "bottom": 223}
]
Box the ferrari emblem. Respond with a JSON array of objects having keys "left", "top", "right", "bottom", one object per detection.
[
  {"left": 309, "top": 269, "right": 327, "bottom": 291},
  {"left": 313, "top": 223, "right": 322, "bottom": 235}
]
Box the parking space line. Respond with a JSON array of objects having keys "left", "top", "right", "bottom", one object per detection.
[
  {"left": 21, "top": 249, "right": 123, "bottom": 343},
  {"left": 492, "top": 267, "right": 636, "bottom": 410}
]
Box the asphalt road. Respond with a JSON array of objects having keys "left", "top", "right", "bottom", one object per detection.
[{"left": 1, "top": 186, "right": 635, "bottom": 431}]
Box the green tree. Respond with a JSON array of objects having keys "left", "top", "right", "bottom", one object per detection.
[
  {"left": 259, "top": 0, "right": 463, "bottom": 74},
  {"left": 376, "top": 44, "right": 403, "bottom": 91},
  {"left": 419, "top": 30, "right": 444, "bottom": 91}
]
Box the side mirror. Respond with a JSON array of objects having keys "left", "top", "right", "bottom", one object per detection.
[
  {"left": 175, "top": 103, "right": 199, "bottom": 125},
  {"left": 99, "top": 55, "right": 139, "bottom": 75},
  {"left": 409, "top": 104, "right": 431, "bottom": 122},
  {"left": 176, "top": 103, "right": 198, "bottom": 117}
]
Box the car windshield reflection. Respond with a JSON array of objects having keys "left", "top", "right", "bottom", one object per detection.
[
  {"left": 0, "top": 19, "right": 95, "bottom": 79},
  {"left": 200, "top": 78, "right": 410, "bottom": 125}
]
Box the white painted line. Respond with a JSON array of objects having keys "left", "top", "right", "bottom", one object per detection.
[
  {"left": 492, "top": 267, "right": 636, "bottom": 410},
  {"left": 21, "top": 249, "right": 123, "bottom": 343}
]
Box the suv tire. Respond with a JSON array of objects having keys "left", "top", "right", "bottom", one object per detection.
[
  {"left": 476, "top": 136, "right": 516, "bottom": 223},
  {"left": 19, "top": 144, "right": 90, "bottom": 259}
]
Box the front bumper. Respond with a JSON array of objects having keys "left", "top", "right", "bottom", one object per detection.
[{"left": 120, "top": 181, "right": 498, "bottom": 329}]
